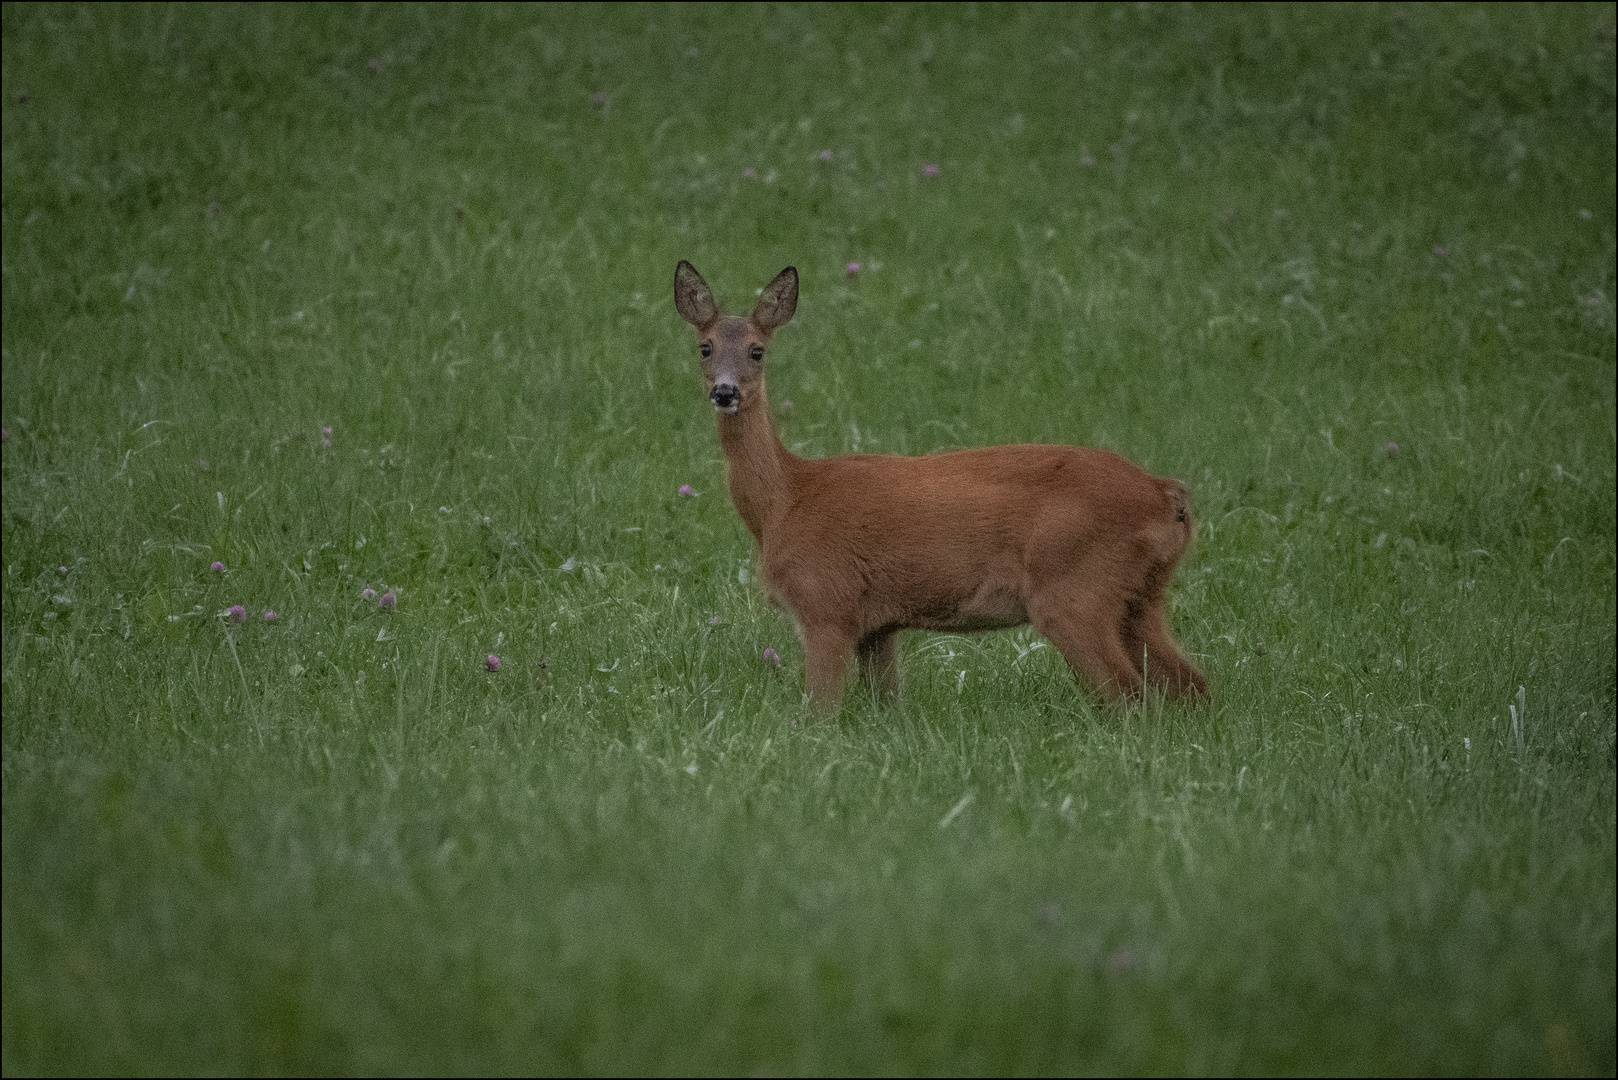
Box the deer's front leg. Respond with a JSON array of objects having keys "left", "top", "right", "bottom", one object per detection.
[{"left": 802, "top": 626, "right": 854, "bottom": 710}]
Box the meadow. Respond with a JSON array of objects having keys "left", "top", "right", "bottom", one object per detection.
[{"left": 2, "top": 3, "right": 1614, "bottom": 1074}]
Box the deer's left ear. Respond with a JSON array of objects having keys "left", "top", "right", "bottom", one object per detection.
[
  {"left": 675, "top": 261, "right": 720, "bottom": 329},
  {"left": 751, "top": 266, "right": 798, "bottom": 332}
]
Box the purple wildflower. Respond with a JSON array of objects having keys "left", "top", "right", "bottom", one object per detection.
[
  {"left": 1433, "top": 245, "right": 1446, "bottom": 256},
  {"left": 1, "top": 428, "right": 8, "bottom": 440},
  {"left": 322, "top": 426, "right": 332, "bottom": 436},
  {"left": 781, "top": 400, "right": 794, "bottom": 410},
  {"left": 817, "top": 149, "right": 833, "bottom": 161},
  {"left": 921, "top": 162, "right": 941, "bottom": 177},
  {"left": 1081, "top": 153, "right": 1095, "bottom": 167},
  {"left": 845, "top": 261, "right": 861, "bottom": 277},
  {"left": 361, "top": 587, "right": 376, "bottom": 601},
  {"left": 709, "top": 616, "right": 719, "bottom": 626},
  {"left": 486, "top": 654, "right": 501, "bottom": 672},
  {"left": 229, "top": 604, "right": 247, "bottom": 623},
  {"left": 678, "top": 484, "right": 695, "bottom": 498},
  {"left": 378, "top": 591, "right": 396, "bottom": 610},
  {"left": 1386, "top": 442, "right": 1400, "bottom": 456},
  {"left": 743, "top": 167, "right": 757, "bottom": 178},
  {"left": 211, "top": 561, "right": 226, "bottom": 572},
  {"left": 763, "top": 647, "right": 780, "bottom": 667},
  {"left": 263, "top": 610, "right": 277, "bottom": 621},
  {"left": 592, "top": 92, "right": 606, "bottom": 105},
  {"left": 198, "top": 458, "right": 208, "bottom": 470},
  {"left": 367, "top": 58, "right": 382, "bottom": 74}
]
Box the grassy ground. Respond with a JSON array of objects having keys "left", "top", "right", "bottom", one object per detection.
[{"left": 2, "top": 3, "right": 1614, "bottom": 1074}]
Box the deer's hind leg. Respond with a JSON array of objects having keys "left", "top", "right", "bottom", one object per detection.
[
  {"left": 1137, "top": 604, "right": 1206, "bottom": 700},
  {"left": 856, "top": 629, "right": 901, "bottom": 700},
  {"left": 1027, "top": 580, "right": 1142, "bottom": 703},
  {"left": 1116, "top": 552, "right": 1206, "bottom": 702}
]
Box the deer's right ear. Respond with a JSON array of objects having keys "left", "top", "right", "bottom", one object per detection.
[
  {"left": 751, "top": 266, "right": 798, "bottom": 332},
  {"left": 674, "top": 261, "right": 719, "bottom": 328}
]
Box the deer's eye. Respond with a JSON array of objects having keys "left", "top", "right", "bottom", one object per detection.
[
  {"left": 700, "top": 343, "right": 713, "bottom": 358},
  {"left": 749, "top": 345, "right": 764, "bottom": 361}
]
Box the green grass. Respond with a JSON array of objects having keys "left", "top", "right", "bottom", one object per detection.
[{"left": 2, "top": 2, "right": 1614, "bottom": 1074}]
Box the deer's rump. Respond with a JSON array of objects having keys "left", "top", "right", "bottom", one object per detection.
[{"left": 758, "top": 444, "right": 1190, "bottom": 635}]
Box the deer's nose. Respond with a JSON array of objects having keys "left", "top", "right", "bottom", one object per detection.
[{"left": 710, "top": 383, "right": 739, "bottom": 411}]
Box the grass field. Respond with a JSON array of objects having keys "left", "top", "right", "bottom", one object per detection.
[{"left": 2, "top": 3, "right": 1614, "bottom": 1074}]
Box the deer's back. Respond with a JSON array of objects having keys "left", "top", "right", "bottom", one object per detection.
[{"left": 760, "top": 444, "right": 1188, "bottom": 633}]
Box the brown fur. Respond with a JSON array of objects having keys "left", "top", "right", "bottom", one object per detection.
[{"left": 675, "top": 260, "right": 1207, "bottom": 709}]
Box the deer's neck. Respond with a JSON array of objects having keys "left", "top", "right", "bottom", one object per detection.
[{"left": 716, "top": 383, "right": 796, "bottom": 544}]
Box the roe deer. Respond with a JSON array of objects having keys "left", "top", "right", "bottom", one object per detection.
[{"left": 674, "top": 260, "right": 1206, "bottom": 709}]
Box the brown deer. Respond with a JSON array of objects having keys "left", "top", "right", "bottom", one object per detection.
[{"left": 674, "top": 260, "right": 1206, "bottom": 709}]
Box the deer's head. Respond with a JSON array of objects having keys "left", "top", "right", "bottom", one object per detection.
[{"left": 674, "top": 261, "right": 797, "bottom": 414}]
